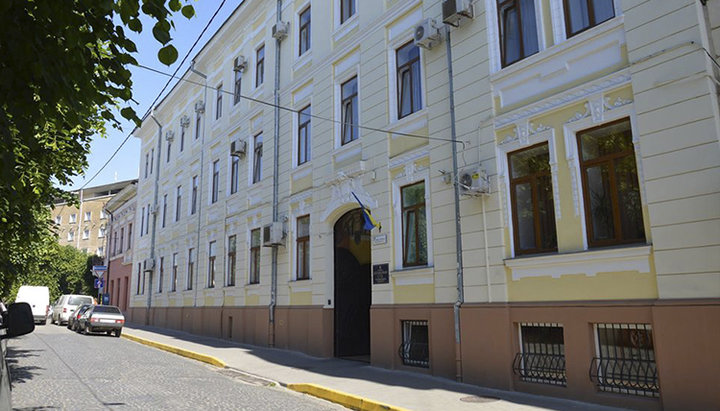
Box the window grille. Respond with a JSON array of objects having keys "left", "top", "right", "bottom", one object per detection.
[
  {"left": 512, "top": 323, "right": 566, "bottom": 386},
  {"left": 398, "top": 320, "right": 429, "bottom": 368},
  {"left": 590, "top": 323, "right": 659, "bottom": 398}
]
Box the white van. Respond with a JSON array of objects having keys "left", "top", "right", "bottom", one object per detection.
[
  {"left": 15, "top": 286, "right": 50, "bottom": 324},
  {"left": 51, "top": 294, "right": 94, "bottom": 325}
]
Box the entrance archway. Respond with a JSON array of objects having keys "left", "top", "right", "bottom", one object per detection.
[{"left": 333, "top": 208, "right": 371, "bottom": 360}]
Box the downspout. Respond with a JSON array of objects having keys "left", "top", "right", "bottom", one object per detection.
[
  {"left": 445, "top": 25, "right": 465, "bottom": 382},
  {"left": 189, "top": 61, "right": 208, "bottom": 307},
  {"left": 269, "top": 0, "right": 283, "bottom": 348},
  {"left": 147, "top": 113, "right": 163, "bottom": 325}
]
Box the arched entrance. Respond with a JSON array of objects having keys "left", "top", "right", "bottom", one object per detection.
[{"left": 334, "top": 208, "right": 371, "bottom": 360}]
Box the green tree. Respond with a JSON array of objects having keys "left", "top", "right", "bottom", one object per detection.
[{"left": 0, "top": 0, "right": 194, "bottom": 298}]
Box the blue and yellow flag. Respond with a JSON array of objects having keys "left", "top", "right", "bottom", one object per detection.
[{"left": 352, "top": 192, "right": 381, "bottom": 232}]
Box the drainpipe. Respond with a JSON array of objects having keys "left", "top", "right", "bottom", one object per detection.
[
  {"left": 269, "top": 0, "right": 283, "bottom": 348},
  {"left": 147, "top": 113, "right": 163, "bottom": 325},
  {"left": 189, "top": 61, "right": 208, "bottom": 307},
  {"left": 444, "top": 25, "right": 465, "bottom": 382}
]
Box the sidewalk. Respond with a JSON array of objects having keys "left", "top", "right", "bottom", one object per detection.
[{"left": 122, "top": 324, "right": 623, "bottom": 411}]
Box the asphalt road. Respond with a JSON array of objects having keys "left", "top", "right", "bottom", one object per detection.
[{"left": 6, "top": 323, "right": 344, "bottom": 410}]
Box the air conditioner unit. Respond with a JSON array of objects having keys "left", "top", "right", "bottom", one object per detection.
[
  {"left": 143, "top": 258, "right": 155, "bottom": 271},
  {"left": 262, "top": 222, "right": 285, "bottom": 247},
  {"left": 413, "top": 19, "right": 441, "bottom": 50},
  {"left": 442, "top": 0, "right": 474, "bottom": 27},
  {"left": 459, "top": 168, "right": 490, "bottom": 197},
  {"left": 165, "top": 130, "right": 175, "bottom": 141},
  {"left": 234, "top": 56, "right": 247, "bottom": 72},
  {"left": 272, "top": 22, "right": 289, "bottom": 40},
  {"left": 230, "top": 139, "right": 247, "bottom": 157},
  {"left": 194, "top": 100, "right": 205, "bottom": 113}
]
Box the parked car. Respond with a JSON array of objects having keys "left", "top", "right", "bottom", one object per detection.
[
  {"left": 51, "top": 294, "right": 93, "bottom": 325},
  {"left": 76, "top": 305, "right": 124, "bottom": 337},
  {"left": 0, "top": 301, "right": 35, "bottom": 410},
  {"left": 14, "top": 286, "right": 50, "bottom": 325},
  {"left": 66, "top": 304, "right": 92, "bottom": 331}
]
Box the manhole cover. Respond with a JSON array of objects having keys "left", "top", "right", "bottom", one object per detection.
[{"left": 460, "top": 395, "right": 500, "bottom": 403}]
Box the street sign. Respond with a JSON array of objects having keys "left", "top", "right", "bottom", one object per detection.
[
  {"left": 93, "top": 278, "right": 104, "bottom": 289},
  {"left": 92, "top": 265, "right": 107, "bottom": 278}
]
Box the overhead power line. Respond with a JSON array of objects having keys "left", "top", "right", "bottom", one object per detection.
[{"left": 136, "top": 63, "right": 468, "bottom": 147}]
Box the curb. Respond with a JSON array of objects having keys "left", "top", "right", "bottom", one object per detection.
[
  {"left": 122, "top": 333, "right": 227, "bottom": 368},
  {"left": 288, "top": 383, "right": 410, "bottom": 411}
]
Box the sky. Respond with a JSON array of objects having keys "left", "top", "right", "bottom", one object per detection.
[{"left": 60, "top": 1, "right": 240, "bottom": 191}]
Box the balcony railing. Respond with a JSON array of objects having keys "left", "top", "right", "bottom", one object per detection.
[
  {"left": 589, "top": 357, "right": 659, "bottom": 397},
  {"left": 512, "top": 352, "right": 567, "bottom": 386}
]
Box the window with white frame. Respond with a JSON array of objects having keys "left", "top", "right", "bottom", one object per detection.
[
  {"left": 215, "top": 83, "right": 223, "bottom": 120},
  {"left": 512, "top": 323, "right": 567, "bottom": 386},
  {"left": 340, "top": 0, "right": 355, "bottom": 24},
  {"left": 119, "top": 227, "right": 123, "bottom": 251},
  {"left": 82, "top": 228, "right": 89, "bottom": 239},
  {"left": 508, "top": 143, "right": 557, "bottom": 255},
  {"left": 497, "top": 0, "right": 539, "bottom": 67},
  {"left": 227, "top": 235, "right": 236, "bottom": 286},
  {"left": 564, "top": 0, "right": 615, "bottom": 38},
  {"left": 576, "top": 118, "right": 644, "bottom": 248},
  {"left": 298, "top": 6, "right": 311, "bottom": 56},
  {"left": 396, "top": 41, "right": 422, "bottom": 119},
  {"left": 144, "top": 153, "right": 149, "bottom": 178},
  {"left": 340, "top": 76, "right": 358, "bottom": 145},
  {"left": 175, "top": 185, "right": 182, "bottom": 221},
  {"left": 255, "top": 45, "right": 265, "bottom": 87},
  {"left": 230, "top": 156, "right": 239, "bottom": 194},
  {"left": 252, "top": 133, "right": 263, "bottom": 184},
  {"left": 180, "top": 124, "right": 186, "bottom": 152},
  {"left": 99, "top": 226, "right": 106, "bottom": 238},
  {"left": 112, "top": 231, "right": 118, "bottom": 255},
  {"left": 145, "top": 203, "right": 150, "bottom": 235},
  {"left": 195, "top": 110, "right": 202, "bottom": 140},
  {"left": 140, "top": 206, "right": 145, "bottom": 236},
  {"left": 249, "top": 228, "right": 261, "bottom": 284},
  {"left": 401, "top": 181, "right": 428, "bottom": 267},
  {"left": 162, "top": 193, "right": 168, "bottom": 228},
  {"left": 297, "top": 105, "right": 311, "bottom": 165},
  {"left": 67, "top": 231, "right": 74, "bottom": 241},
  {"left": 207, "top": 241, "right": 216, "bottom": 288},
  {"left": 150, "top": 148, "right": 154, "bottom": 174},
  {"left": 211, "top": 159, "right": 220, "bottom": 204},
  {"left": 171, "top": 252, "right": 178, "bottom": 292},
  {"left": 233, "top": 58, "right": 243, "bottom": 105},
  {"left": 70, "top": 213, "right": 77, "bottom": 223},
  {"left": 55, "top": 215, "right": 61, "bottom": 224},
  {"left": 100, "top": 210, "right": 107, "bottom": 219},
  {"left": 167, "top": 136, "right": 172, "bottom": 163},
  {"left": 84, "top": 211, "right": 91, "bottom": 221},
  {"left": 296, "top": 215, "right": 310, "bottom": 280},
  {"left": 187, "top": 248, "right": 195, "bottom": 290},
  {"left": 191, "top": 175, "right": 198, "bottom": 215},
  {"left": 127, "top": 223, "right": 132, "bottom": 250},
  {"left": 136, "top": 263, "right": 143, "bottom": 295},
  {"left": 97, "top": 246, "right": 104, "bottom": 256}
]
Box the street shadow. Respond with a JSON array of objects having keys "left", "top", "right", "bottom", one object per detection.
[
  {"left": 6, "top": 348, "right": 44, "bottom": 387},
  {"left": 13, "top": 407, "right": 60, "bottom": 410},
  {"left": 124, "top": 323, "right": 605, "bottom": 411}
]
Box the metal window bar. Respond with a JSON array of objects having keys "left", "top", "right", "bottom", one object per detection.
[
  {"left": 589, "top": 323, "right": 659, "bottom": 398},
  {"left": 512, "top": 323, "right": 567, "bottom": 386},
  {"left": 398, "top": 320, "right": 429, "bottom": 368}
]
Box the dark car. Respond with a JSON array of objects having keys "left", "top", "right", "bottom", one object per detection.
[
  {"left": 76, "top": 305, "right": 124, "bottom": 337},
  {"left": 67, "top": 304, "right": 92, "bottom": 331}
]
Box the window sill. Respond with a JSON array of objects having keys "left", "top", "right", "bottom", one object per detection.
[
  {"left": 289, "top": 279, "right": 312, "bottom": 293},
  {"left": 333, "top": 139, "right": 362, "bottom": 164},
  {"left": 291, "top": 161, "right": 313, "bottom": 181},
  {"left": 391, "top": 265, "right": 434, "bottom": 286},
  {"left": 333, "top": 14, "right": 359, "bottom": 44},
  {"left": 293, "top": 50, "right": 312, "bottom": 72},
  {"left": 504, "top": 244, "right": 652, "bottom": 281},
  {"left": 385, "top": 109, "right": 428, "bottom": 139},
  {"left": 245, "top": 283, "right": 262, "bottom": 295}
]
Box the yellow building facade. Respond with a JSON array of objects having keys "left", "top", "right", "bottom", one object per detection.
[{"left": 129, "top": 0, "right": 719, "bottom": 409}]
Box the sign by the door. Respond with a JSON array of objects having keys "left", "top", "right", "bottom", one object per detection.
[{"left": 372, "top": 263, "right": 389, "bottom": 284}]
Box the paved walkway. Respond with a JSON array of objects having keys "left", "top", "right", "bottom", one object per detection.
[{"left": 123, "top": 324, "right": 623, "bottom": 411}]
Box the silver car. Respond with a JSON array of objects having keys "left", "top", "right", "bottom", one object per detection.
[
  {"left": 51, "top": 294, "right": 94, "bottom": 325},
  {"left": 76, "top": 305, "right": 124, "bottom": 337},
  {"left": 66, "top": 304, "right": 92, "bottom": 331}
]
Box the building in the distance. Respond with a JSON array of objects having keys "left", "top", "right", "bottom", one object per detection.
[
  {"left": 127, "top": 0, "right": 719, "bottom": 409},
  {"left": 103, "top": 182, "right": 137, "bottom": 312},
  {"left": 51, "top": 179, "right": 137, "bottom": 256}
]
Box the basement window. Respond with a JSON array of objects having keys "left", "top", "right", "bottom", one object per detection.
[
  {"left": 399, "top": 320, "right": 429, "bottom": 368},
  {"left": 512, "top": 323, "right": 567, "bottom": 386},
  {"left": 590, "top": 323, "right": 659, "bottom": 397}
]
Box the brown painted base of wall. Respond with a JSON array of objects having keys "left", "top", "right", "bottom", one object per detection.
[{"left": 128, "top": 300, "right": 720, "bottom": 410}]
